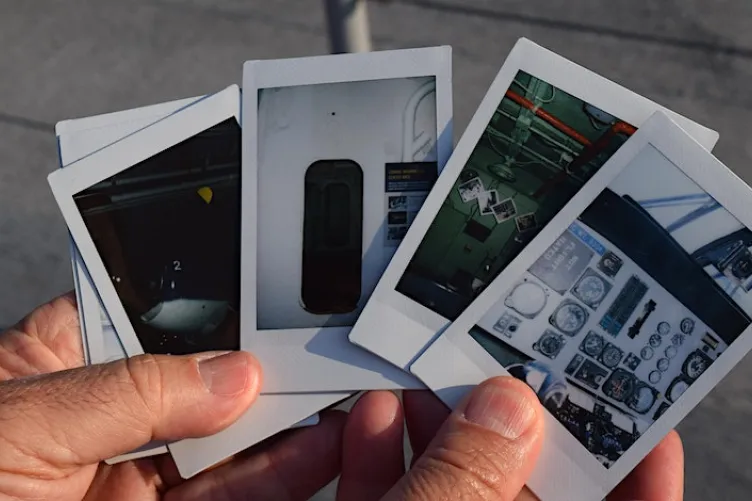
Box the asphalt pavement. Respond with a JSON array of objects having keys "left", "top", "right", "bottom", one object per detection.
[{"left": 2, "top": 1, "right": 752, "bottom": 499}]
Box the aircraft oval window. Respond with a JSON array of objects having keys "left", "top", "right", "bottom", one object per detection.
[{"left": 302, "top": 160, "right": 364, "bottom": 314}]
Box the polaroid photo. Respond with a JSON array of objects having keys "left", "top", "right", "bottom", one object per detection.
[
  {"left": 55, "top": 94, "right": 326, "bottom": 471},
  {"left": 56, "top": 96, "right": 202, "bottom": 461},
  {"left": 70, "top": 252, "right": 93, "bottom": 364},
  {"left": 50, "top": 86, "right": 243, "bottom": 359},
  {"left": 516, "top": 212, "right": 538, "bottom": 233},
  {"left": 457, "top": 176, "right": 485, "bottom": 202},
  {"left": 478, "top": 189, "right": 500, "bottom": 216},
  {"left": 242, "top": 47, "right": 453, "bottom": 392},
  {"left": 411, "top": 111, "right": 752, "bottom": 501},
  {"left": 491, "top": 197, "right": 518, "bottom": 223},
  {"left": 169, "top": 392, "right": 347, "bottom": 479},
  {"left": 348, "top": 37, "right": 720, "bottom": 381}
]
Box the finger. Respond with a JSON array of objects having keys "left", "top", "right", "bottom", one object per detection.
[
  {"left": 0, "top": 291, "right": 83, "bottom": 378},
  {"left": 403, "top": 390, "right": 449, "bottom": 461},
  {"left": 383, "top": 376, "right": 545, "bottom": 501},
  {"left": 608, "top": 430, "right": 684, "bottom": 501},
  {"left": 165, "top": 410, "right": 347, "bottom": 501},
  {"left": 338, "top": 391, "right": 405, "bottom": 501},
  {"left": 0, "top": 351, "right": 262, "bottom": 473}
]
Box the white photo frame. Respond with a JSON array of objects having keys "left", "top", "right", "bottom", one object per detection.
[
  {"left": 57, "top": 95, "right": 200, "bottom": 365},
  {"left": 241, "top": 47, "right": 453, "bottom": 392},
  {"left": 411, "top": 111, "right": 752, "bottom": 501},
  {"left": 50, "top": 86, "right": 242, "bottom": 358},
  {"left": 348, "top": 37, "right": 721, "bottom": 380},
  {"left": 54, "top": 95, "right": 326, "bottom": 472},
  {"left": 56, "top": 97, "right": 207, "bottom": 462}
]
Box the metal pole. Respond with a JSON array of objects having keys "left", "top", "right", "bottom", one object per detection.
[{"left": 324, "top": 0, "right": 373, "bottom": 54}]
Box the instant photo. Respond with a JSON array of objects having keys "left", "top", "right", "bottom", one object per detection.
[
  {"left": 468, "top": 144, "right": 752, "bottom": 469},
  {"left": 256, "top": 77, "right": 439, "bottom": 330},
  {"left": 396, "top": 70, "right": 637, "bottom": 321},
  {"left": 73, "top": 118, "right": 241, "bottom": 355}
]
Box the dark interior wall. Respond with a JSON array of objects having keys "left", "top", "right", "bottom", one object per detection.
[{"left": 399, "top": 70, "right": 634, "bottom": 319}]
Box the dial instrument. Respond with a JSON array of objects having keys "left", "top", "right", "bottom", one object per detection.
[
  {"left": 627, "top": 384, "right": 657, "bottom": 414},
  {"left": 599, "top": 343, "right": 624, "bottom": 369},
  {"left": 572, "top": 268, "right": 612, "bottom": 309},
  {"left": 580, "top": 331, "right": 605, "bottom": 357},
  {"left": 680, "top": 318, "right": 695, "bottom": 335},
  {"left": 602, "top": 369, "right": 636, "bottom": 402},
  {"left": 649, "top": 334, "right": 662, "bottom": 348},
  {"left": 549, "top": 300, "right": 589, "bottom": 336},
  {"left": 683, "top": 350, "right": 712, "bottom": 380},
  {"left": 657, "top": 358, "right": 670, "bottom": 372}
]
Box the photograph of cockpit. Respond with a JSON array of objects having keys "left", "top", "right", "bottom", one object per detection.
[
  {"left": 73, "top": 118, "right": 241, "bottom": 355},
  {"left": 467, "top": 147, "right": 752, "bottom": 468},
  {"left": 396, "top": 70, "right": 637, "bottom": 321}
]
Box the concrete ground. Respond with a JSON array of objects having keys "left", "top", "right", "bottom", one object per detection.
[{"left": 2, "top": 0, "right": 752, "bottom": 499}]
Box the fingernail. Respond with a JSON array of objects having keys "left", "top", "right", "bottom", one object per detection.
[
  {"left": 462, "top": 379, "right": 538, "bottom": 440},
  {"left": 198, "top": 352, "right": 251, "bottom": 396}
]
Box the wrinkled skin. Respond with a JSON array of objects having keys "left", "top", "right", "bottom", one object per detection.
[{"left": 0, "top": 292, "right": 684, "bottom": 500}]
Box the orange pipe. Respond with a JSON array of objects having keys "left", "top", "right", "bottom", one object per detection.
[
  {"left": 505, "top": 90, "right": 593, "bottom": 146},
  {"left": 531, "top": 120, "right": 636, "bottom": 199}
]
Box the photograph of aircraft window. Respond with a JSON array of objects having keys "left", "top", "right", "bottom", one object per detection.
[
  {"left": 74, "top": 118, "right": 241, "bottom": 355},
  {"left": 396, "top": 70, "right": 637, "bottom": 321},
  {"left": 468, "top": 146, "right": 752, "bottom": 468}
]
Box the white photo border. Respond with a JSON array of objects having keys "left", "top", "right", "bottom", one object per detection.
[
  {"left": 241, "top": 47, "right": 453, "bottom": 392},
  {"left": 48, "top": 85, "right": 241, "bottom": 359},
  {"left": 348, "top": 36, "right": 721, "bottom": 379},
  {"left": 53, "top": 95, "right": 328, "bottom": 476},
  {"left": 411, "top": 111, "right": 752, "bottom": 501}
]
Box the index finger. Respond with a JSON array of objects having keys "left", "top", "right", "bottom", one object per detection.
[{"left": 608, "top": 430, "right": 684, "bottom": 501}]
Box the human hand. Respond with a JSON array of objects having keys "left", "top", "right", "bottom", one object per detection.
[
  {"left": 0, "top": 292, "right": 348, "bottom": 501},
  {"left": 337, "top": 380, "right": 684, "bottom": 501}
]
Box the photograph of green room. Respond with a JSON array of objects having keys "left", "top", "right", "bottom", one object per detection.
[{"left": 396, "top": 70, "right": 638, "bottom": 321}]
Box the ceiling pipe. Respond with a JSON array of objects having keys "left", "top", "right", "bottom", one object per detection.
[{"left": 504, "top": 90, "right": 593, "bottom": 146}]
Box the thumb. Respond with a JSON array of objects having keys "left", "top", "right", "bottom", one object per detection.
[
  {"left": 0, "top": 351, "right": 261, "bottom": 470},
  {"left": 385, "top": 376, "right": 544, "bottom": 501}
]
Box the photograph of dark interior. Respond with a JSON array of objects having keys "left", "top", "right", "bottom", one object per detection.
[
  {"left": 74, "top": 118, "right": 241, "bottom": 355},
  {"left": 396, "top": 70, "right": 637, "bottom": 321},
  {"left": 467, "top": 156, "right": 752, "bottom": 468}
]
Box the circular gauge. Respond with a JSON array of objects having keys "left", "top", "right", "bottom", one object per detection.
[
  {"left": 576, "top": 276, "right": 607, "bottom": 304},
  {"left": 672, "top": 334, "right": 685, "bottom": 346},
  {"left": 667, "top": 378, "right": 690, "bottom": 403},
  {"left": 649, "top": 370, "right": 662, "bottom": 384},
  {"left": 665, "top": 346, "right": 678, "bottom": 359},
  {"left": 641, "top": 346, "right": 654, "bottom": 360},
  {"left": 601, "top": 345, "right": 623, "bottom": 369},
  {"left": 657, "top": 322, "right": 671, "bottom": 335},
  {"left": 628, "top": 385, "right": 657, "bottom": 414},
  {"left": 680, "top": 318, "right": 695, "bottom": 334},
  {"left": 649, "top": 334, "right": 662, "bottom": 348},
  {"left": 657, "top": 358, "right": 670, "bottom": 372},
  {"left": 581, "top": 332, "right": 604, "bottom": 357},
  {"left": 550, "top": 301, "right": 588, "bottom": 335},
  {"left": 505, "top": 282, "right": 547, "bottom": 319},
  {"left": 539, "top": 335, "right": 562, "bottom": 357},
  {"left": 602, "top": 370, "right": 636, "bottom": 402},
  {"left": 683, "top": 351, "right": 711, "bottom": 380}
]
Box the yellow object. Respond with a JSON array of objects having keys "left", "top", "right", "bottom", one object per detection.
[{"left": 197, "top": 187, "right": 213, "bottom": 204}]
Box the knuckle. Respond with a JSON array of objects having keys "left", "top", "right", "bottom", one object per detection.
[
  {"left": 120, "top": 355, "right": 167, "bottom": 432},
  {"left": 410, "top": 432, "right": 515, "bottom": 500}
]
